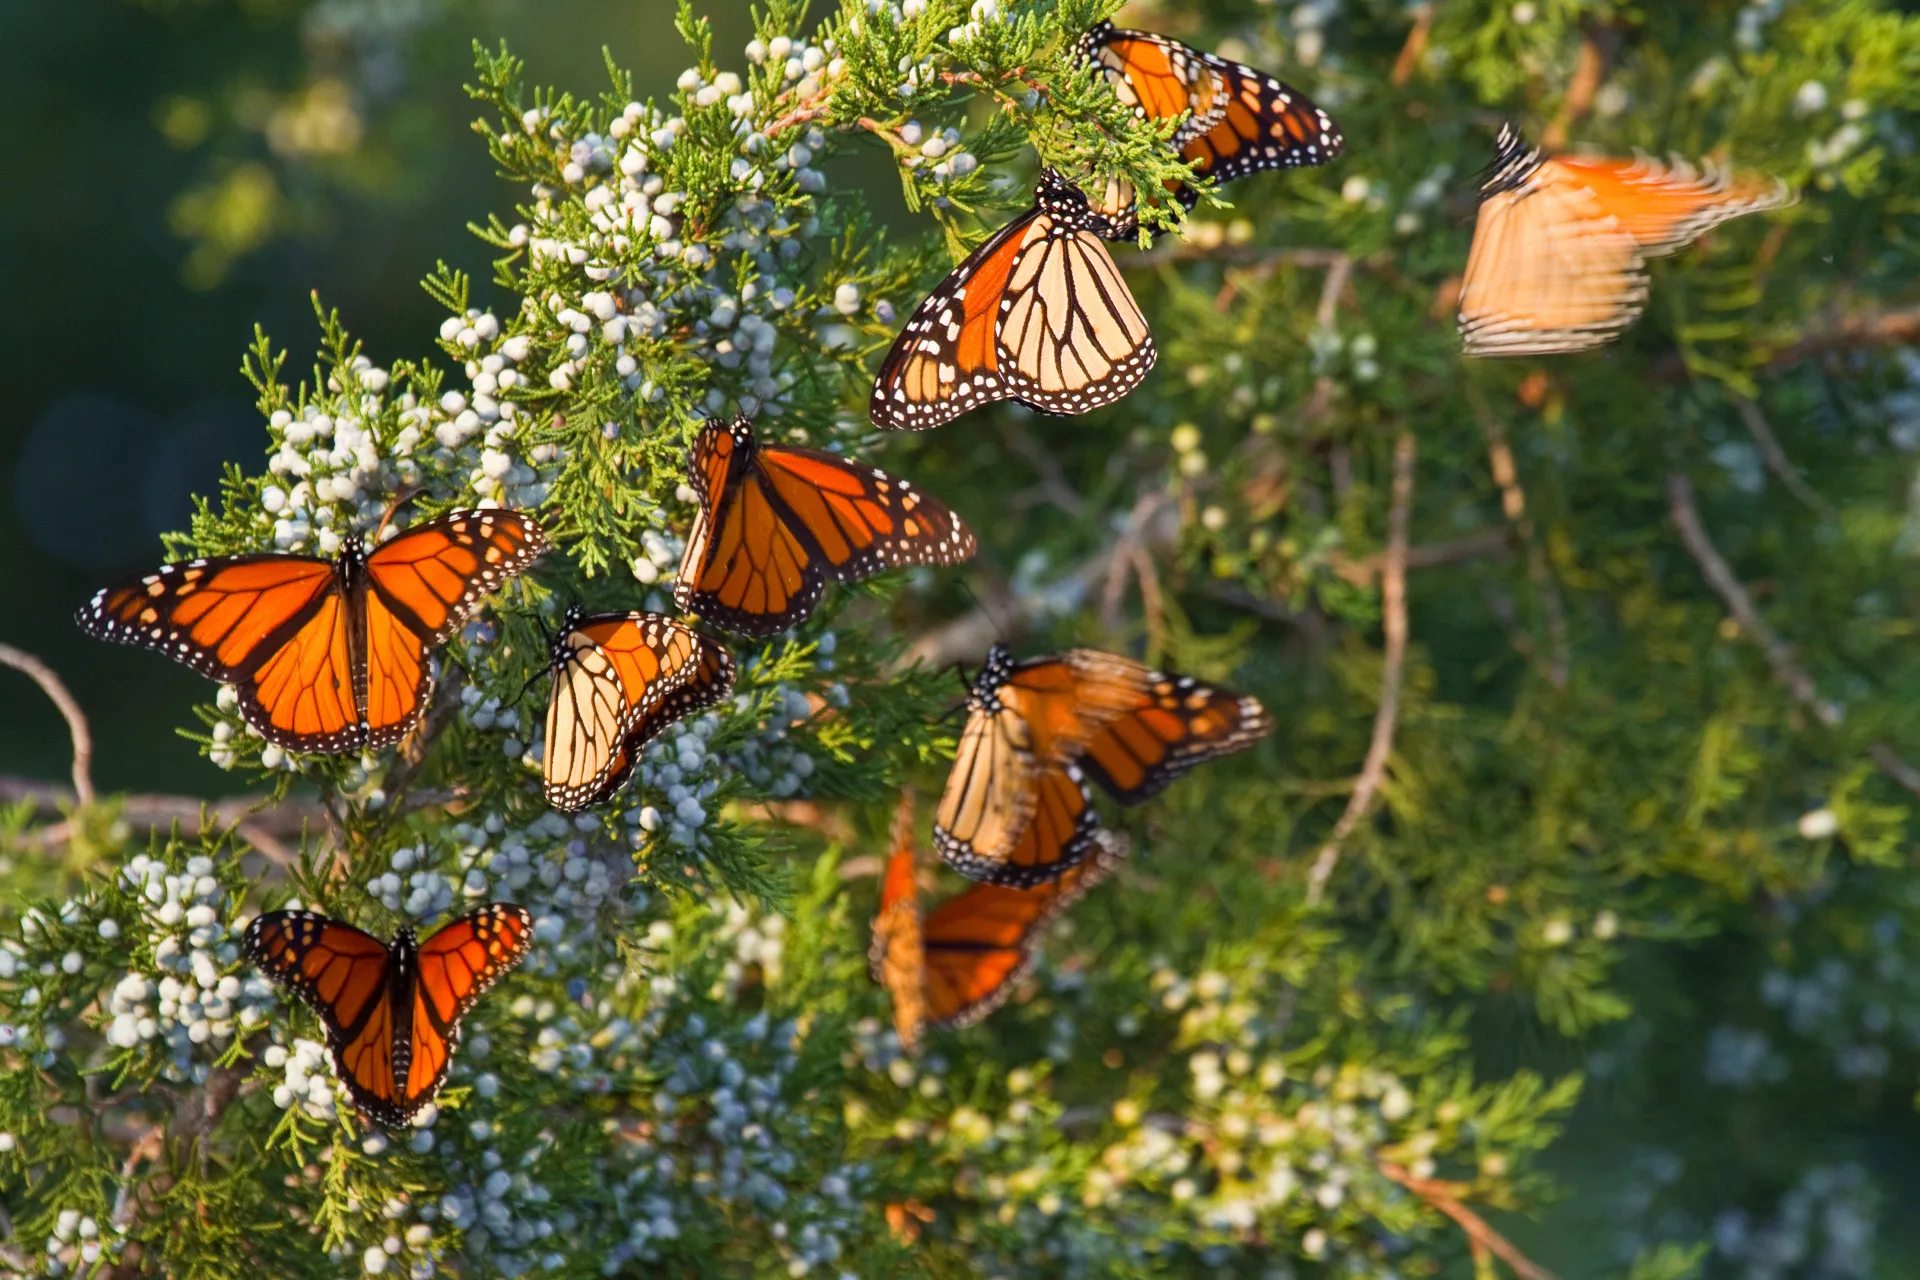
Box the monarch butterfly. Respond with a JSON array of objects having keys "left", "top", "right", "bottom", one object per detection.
[
  {"left": 243, "top": 903, "right": 533, "bottom": 1127},
  {"left": 542, "top": 609, "right": 736, "bottom": 812},
  {"left": 870, "top": 169, "right": 1156, "bottom": 432},
  {"left": 871, "top": 803, "right": 1125, "bottom": 1051},
  {"left": 873, "top": 828, "right": 1128, "bottom": 1048},
  {"left": 675, "top": 416, "right": 975, "bottom": 635},
  {"left": 934, "top": 645, "right": 1270, "bottom": 886},
  {"left": 77, "top": 510, "right": 547, "bottom": 753},
  {"left": 1079, "top": 21, "right": 1343, "bottom": 232},
  {"left": 1459, "top": 124, "right": 1791, "bottom": 357}
]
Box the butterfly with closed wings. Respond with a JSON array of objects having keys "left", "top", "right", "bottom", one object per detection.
[
  {"left": 77, "top": 509, "right": 547, "bottom": 753},
  {"left": 1079, "top": 20, "right": 1343, "bottom": 236},
  {"left": 244, "top": 903, "right": 533, "bottom": 1127},
  {"left": 542, "top": 608, "right": 736, "bottom": 811},
  {"left": 935, "top": 645, "right": 1271, "bottom": 887},
  {"left": 870, "top": 169, "right": 1156, "bottom": 432},
  {"left": 1459, "top": 124, "right": 1792, "bottom": 357},
  {"left": 676, "top": 416, "right": 976, "bottom": 635}
]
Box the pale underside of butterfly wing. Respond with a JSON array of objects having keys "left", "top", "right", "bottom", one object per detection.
[
  {"left": 997, "top": 225, "right": 1156, "bottom": 414},
  {"left": 1459, "top": 174, "right": 1648, "bottom": 358},
  {"left": 542, "top": 619, "right": 702, "bottom": 811},
  {"left": 934, "top": 705, "right": 1040, "bottom": 869}
]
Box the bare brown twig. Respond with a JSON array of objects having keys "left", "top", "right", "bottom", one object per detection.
[
  {"left": 1305, "top": 431, "right": 1416, "bottom": 906},
  {"left": 0, "top": 643, "right": 94, "bottom": 806},
  {"left": 1476, "top": 410, "right": 1570, "bottom": 688},
  {"left": 1732, "top": 395, "right": 1834, "bottom": 517},
  {"left": 1378, "top": 1161, "right": 1565, "bottom": 1280},
  {"left": 2, "top": 775, "right": 320, "bottom": 867},
  {"left": 1390, "top": 4, "right": 1435, "bottom": 87},
  {"left": 1666, "top": 472, "right": 1920, "bottom": 798},
  {"left": 1666, "top": 472, "right": 1839, "bottom": 728}
]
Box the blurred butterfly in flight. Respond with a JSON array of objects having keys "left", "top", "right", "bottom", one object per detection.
[{"left": 1458, "top": 124, "right": 1791, "bottom": 357}]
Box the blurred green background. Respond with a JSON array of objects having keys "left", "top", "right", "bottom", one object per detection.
[{"left": 0, "top": 0, "right": 768, "bottom": 795}]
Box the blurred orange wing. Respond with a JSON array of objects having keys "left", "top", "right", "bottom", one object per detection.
[
  {"left": 1549, "top": 152, "right": 1791, "bottom": 255},
  {"left": 921, "top": 831, "right": 1125, "bottom": 1027},
  {"left": 405, "top": 904, "right": 534, "bottom": 1114},
  {"left": 362, "top": 509, "right": 548, "bottom": 745},
  {"left": 870, "top": 798, "right": 929, "bottom": 1052}
]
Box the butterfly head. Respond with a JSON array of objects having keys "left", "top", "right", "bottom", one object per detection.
[
  {"left": 545, "top": 605, "right": 587, "bottom": 665},
  {"left": 1482, "top": 123, "right": 1546, "bottom": 195},
  {"left": 968, "top": 643, "right": 1017, "bottom": 710},
  {"left": 1034, "top": 168, "right": 1112, "bottom": 232}
]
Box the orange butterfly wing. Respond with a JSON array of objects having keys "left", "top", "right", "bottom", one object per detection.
[
  {"left": 1548, "top": 153, "right": 1791, "bottom": 255},
  {"left": 243, "top": 910, "right": 406, "bottom": 1121},
  {"left": 1079, "top": 22, "right": 1227, "bottom": 133},
  {"left": 920, "top": 830, "right": 1126, "bottom": 1027},
  {"left": 871, "top": 211, "right": 1035, "bottom": 431},
  {"left": 543, "top": 611, "right": 730, "bottom": 811},
  {"left": 873, "top": 171, "right": 1152, "bottom": 430},
  {"left": 869, "top": 796, "right": 930, "bottom": 1052},
  {"left": 1071, "top": 665, "right": 1272, "bottom": 805},
  {"left": 78, "top": 555, "right": 364, "bottom": 752},
  {"left": 362, "top": 509, "right": 549, "bottom": 745},
  {"left": 405, "top": 904, "right": 534, "bottom": 1111},
  {"left": 677, "top": 418, "right": 976, "bottom": 634},
  {"left": 1176, "top": 56, "right": 1342, "bottom": 193}
]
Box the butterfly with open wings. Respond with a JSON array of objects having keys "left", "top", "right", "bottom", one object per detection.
[
  {"left": 78, "top": 510, "right": 546, "bottom": 753},
  {"left": 244, "top": 903, "right": 533, "bottom": 1127},
  {"left": 675, "top": 416, "right": 976, "bottom": 635}
]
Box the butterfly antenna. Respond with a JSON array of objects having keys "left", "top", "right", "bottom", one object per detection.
[
  {"left": 374, "top": 484, "right": 426, "bottom": 544},
  {"left": 956, "top": 579, "right": 1012, "bottom": 646}
]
